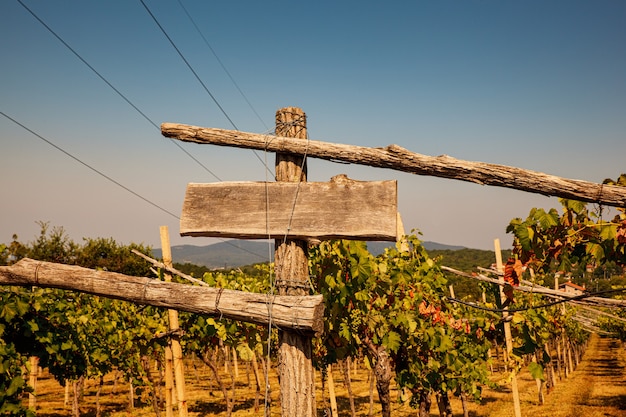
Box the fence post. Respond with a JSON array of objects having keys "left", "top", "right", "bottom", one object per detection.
[
  {"left": 28, "top": 356, "right": 39, "bottom": 411},
  {"left": 495, "top": 239, "right": 522, "bottom": 417},
  {"left": 160, "top": 226, "right": 188, "bottom": 417},
  {"left": 274, "top": 107, "right": 316, "bottom": 417}
]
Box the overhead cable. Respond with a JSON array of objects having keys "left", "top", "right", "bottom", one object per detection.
[
  {"left": 139, "top": 0, "right": 238, "bottom": 131},
  {"left": 175, "top": 0, "right": 275, "bottom": 176},
  {"left": 2, "top": 111, "right": 269, "bottom": 261},
  {"left": 1, "top": 111, "right": 180, "bottom": 220},
  {"left": 16, "top": 0, "right": 221, "bottom": 181},
  {"left": 176, "top": 0, "right": 268, "bottom": 131}
]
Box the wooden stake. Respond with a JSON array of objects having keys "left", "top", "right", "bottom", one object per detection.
[
  {"left": 274, "top": 107, "right": 316, "bottom": 417},
  {"left": 164, "top": 346, "right": 174, "bottom": 417},
  {"left": 341, "top": 358, "right": 357, "bottom": 417},
  {"left": 251, "top": 353, "right": 262, "bottom": 413},
  {"left": 232, "top": 347, "right": 239, "bottom": 379},
  {"left": 495, "top": 239, "right": 522, "bottom": 417},
  {"left": 28, "top": 356, "right": 39, "bottom": 411},
  {"left": 64, "top": 380, "right": 70, "bottom": 407},
  {"left": 327, "top": 365, "right": 339, "bottom": 417},
  {"left": 160, "top": 226, "right": 188, "bottom": 417},
  {"left": 129, "top": 379, "right": 134, "bottom": 410}
]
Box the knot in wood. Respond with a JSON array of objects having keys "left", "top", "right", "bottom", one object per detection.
[{"left": 330, "top": 174, "right": 354, "bottom": 184}]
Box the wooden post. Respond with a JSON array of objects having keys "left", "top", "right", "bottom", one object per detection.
[
  {"left": 160, "top": 226, "right": 188, "bottom": 417},
  {"left": 274, "top": 107, "right": 316, "bottom": 417},
  {"left": 28, "top": 356, "right": 39, "bottom": 411},
  {"left": 232, "top": 347, "right": 239, "bottom": 379},
  {"left": 327, "top": 365, "right": 339, "bottom": 417},
  {"left": 129, "top": 379, "right": 134, "bottom": 409},
  {"left": 164, "top": 346, "right": 174, "bottom": 417},
  {"left": 565, "top": 340, "right": 572, "bottom": 373},
  {"left": 554, "top": 276, "right": 564, "bottom": 380},
  {"left": 251, "top": 353, "right": 262, "bottom": 412},
  {"left": 494, "top": 239, "right": 522, "bottom": 417}
]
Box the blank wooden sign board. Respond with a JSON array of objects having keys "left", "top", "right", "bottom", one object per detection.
[{"left": 180, "top": 175, "right": 398, "bottom": 241}]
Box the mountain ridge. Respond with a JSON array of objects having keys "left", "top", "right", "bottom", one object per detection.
[{"left": 152, "top": 240, "right": 466, "bottom": 269}]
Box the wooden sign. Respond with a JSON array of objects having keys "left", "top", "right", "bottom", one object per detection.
[{"left": 180, "top": 175, "right": 398, "bottom": 241}]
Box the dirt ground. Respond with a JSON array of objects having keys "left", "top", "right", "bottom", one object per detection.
[{"left": 27, "top": 333, "right": 626, "bottom": 417}]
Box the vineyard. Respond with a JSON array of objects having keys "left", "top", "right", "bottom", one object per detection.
[
  {"left": 4, "top": 0, "right": 626, "bottom": 412},
  {"left": 2, "top": 110, "right": 626, "bottom": 417},
  {"left": 2, "top": 184, "right": 626, "bottom": 417},
  {"left": 20, "top": 332, "right": 626, "bottom": 416}
]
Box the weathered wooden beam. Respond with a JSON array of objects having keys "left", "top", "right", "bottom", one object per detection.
[
  {"left": 0, "top": 258, "right": 324, "bottom": 335},
  {"left": 180, "top": 175, "right": 397, "bottom": 241},
  {"left": 161, "top": 123, "right": 626, "bottom": 208}
]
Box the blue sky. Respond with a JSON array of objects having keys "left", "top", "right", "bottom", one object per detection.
[{"left": 2, "top": 1, "right": 625, "bottom": 254}]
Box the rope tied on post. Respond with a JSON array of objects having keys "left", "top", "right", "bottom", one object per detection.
[
  {"left": 34, "top": 262, "right": 43, "bottom": 286},
  {"left": 215, "top": 287, "right": 224, "bottom": 320}
]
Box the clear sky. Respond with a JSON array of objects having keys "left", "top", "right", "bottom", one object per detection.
[{"left": 2, "top": 1, "right": 625, "bottom": 255}]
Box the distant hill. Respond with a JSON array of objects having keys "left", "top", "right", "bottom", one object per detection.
[
  {"left": 152, "top": 240, "right": 466, "bottom": 269},
  {"left": 152, "top": 240, "right": 270, "bottom": 269}
]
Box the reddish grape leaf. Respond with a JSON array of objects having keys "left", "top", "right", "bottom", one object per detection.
[
  {"left": 502, "top": 258, "right": 523, "bottom": 304},
  {"left": 504, "top": 258, "right": 523, "bottom": 286},
  {"left": 617, "top": 220, "right": 626, "bottom": 245}
]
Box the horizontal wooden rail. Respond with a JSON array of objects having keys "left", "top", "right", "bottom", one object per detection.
[
  {"left": 0, "top": 258, "right": 324, "bottom": 335},
  {"left": 161, "top": 123, "right": 626, "bottom": 208}
]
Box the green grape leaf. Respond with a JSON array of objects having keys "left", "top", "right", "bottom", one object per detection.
[{"left": 528, "top": 361, "right": 545, "bottom": 381}]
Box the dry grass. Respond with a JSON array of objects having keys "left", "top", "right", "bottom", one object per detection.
[{"left": 27, "top": 333, "right": 626, "bottom": 417}]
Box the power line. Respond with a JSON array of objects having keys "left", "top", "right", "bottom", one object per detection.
[
  {"left": 12, "top": 1, "right": 270, "bottom": 261},
  {"left": 176, "top": 0, "right": 269, "bottom": 132},
  {"left": 139, "top": 0, "right": 239, "bottom": 131},
  {"left": 175, "top": 0, "right": 275, "bottom": 177},
  {"left": 2, "top": 111, "right": 269, "bottom": 261},
  {"left": 15, "top": 0, "right": 222, "bottom": 182},
  {"left": 1, "top": 111, "right": 180, "bottom": 220}
]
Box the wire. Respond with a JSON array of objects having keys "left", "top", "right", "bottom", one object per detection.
[
  {"left": 13, "top": 1, "right": 280, "bottom": 261},
  {"left": 262, "top": 135, "right": 275, "bottom": 417},
  {"left": 143, "top": 0, "right": 277, "bottom": 178},
  {"left": 179, "top": 0, "right": 277, "bottom": 178},
  {"left": 278, "top": 119, "right": 310, "bottom": 244},
  {"left": 176, "top": 0, "right": 269, "bottom": 132},
  {"left": 281, "top": 138, "right": 310, "bottom": 243},
  {"left": 1, "top": 111, "right": 180, "bottom": 220},
  {"left": 11, "top": 2, "right": 275, "bottom": 262},
  {"left": 15, "top": 0, "right": 221, "bottom": 181},
  {"left": 141, "top": 0, "right": 279, "bottom": 179},
  {"left": 447, "top": 288, "right": 626, "bottom": 313},
  {"left": 3, "top": 111, "right": 271, "bottom": 261},
  {"left": 139, "top": 0, "right": 238, "bottom": 131}
]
